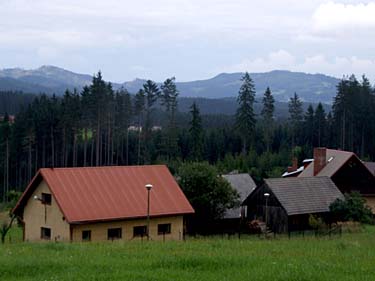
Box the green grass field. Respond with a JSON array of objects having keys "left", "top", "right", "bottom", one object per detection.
[{"left": 1, "top": 226, "right": 375, "bottom": 281}]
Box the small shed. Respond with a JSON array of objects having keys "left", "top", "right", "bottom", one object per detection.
[
  {"left": 222, "top": 173, "right": 257, "bottom": 219},
  {"left": 243, "top": 177, "right": 344, "bottom": 233}
]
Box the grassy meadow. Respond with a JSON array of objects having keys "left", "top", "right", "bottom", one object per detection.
[{"left": 0, "top": 226, "right": 375, "bottom": 281}]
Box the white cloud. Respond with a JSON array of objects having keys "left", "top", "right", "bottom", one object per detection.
[
  {"left": 313, "top": 2, "right": 375, "bottom": 32},
  {"left": 228, "top": 50, "right": 296, "bottom": 73},
  {"left": 224, "top": 50, "right": 375, "bottom": 81},
  {"left": 0, "top": 0, "right": 374, "bottom": 81}
]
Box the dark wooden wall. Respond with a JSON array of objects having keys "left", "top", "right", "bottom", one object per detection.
[
  {"left": 245, "top": 184, "right": 288, "bottom": 233},
  {"left": 333, "top": 156, "right": 375, "bottom": 195}
]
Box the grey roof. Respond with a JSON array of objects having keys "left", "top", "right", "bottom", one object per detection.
[
  {"left": 299, "top": 149, "right": 354, "bottom": 178},
  {"left": 364, "top": 162, "right": 375, "bottom": 176},
  {"left": 265, "top": 177, "right": 344, "bottom": 216},
  {"left": 222, "top": 173, "right": 257, "bottom": 219}
]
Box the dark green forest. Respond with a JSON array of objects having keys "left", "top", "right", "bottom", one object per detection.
[{"left": 1, "top": 72, "right": 375, "bottom": 202}]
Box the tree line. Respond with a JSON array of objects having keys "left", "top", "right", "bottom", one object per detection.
[{"left": 1, "top": 72, "right": 375, "bottom": 202}]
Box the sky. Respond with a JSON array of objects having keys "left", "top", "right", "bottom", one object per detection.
[{"left": 1, "top": 0, "right": 375, "bottom": 82}]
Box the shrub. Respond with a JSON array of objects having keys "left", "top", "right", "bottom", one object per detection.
[
  {"left": 330, "top": 192, "right": 373, "bottom": 224},
  {"left": 308, "top": 214, "right": 326, "bottom": 230}
]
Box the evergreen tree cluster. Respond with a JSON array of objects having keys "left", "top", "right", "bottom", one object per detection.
[{"left": 1, "top": 72, "right": 375, "bottom": 202}]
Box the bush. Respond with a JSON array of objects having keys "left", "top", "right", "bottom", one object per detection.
[
  {"left": 330, "top": 192, "right": 373, "bottom": 224},
  {"left": 308, "top": 214, "right": 326, "bottom": 230},
  {"left": 178, "top": 162, "right": 240, "bottom": 233}
]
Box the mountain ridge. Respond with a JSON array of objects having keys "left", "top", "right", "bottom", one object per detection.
[{"left": 0, "top": 65, "right": 340, "bottom": 103}]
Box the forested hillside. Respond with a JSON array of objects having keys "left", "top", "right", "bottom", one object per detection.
[
  {"left": 0, "top": 72, "right": 374, "bottom": 202},
  {"left": 0, "top": 66, "right": 339, "bottom": 103}
]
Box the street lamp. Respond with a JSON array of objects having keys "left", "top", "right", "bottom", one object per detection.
[
  {"left": 264, "top": 193, "right": 270, "bottom": 231},
  {"left": 145, "top": 184, "right": 153, "bottom": 241}
]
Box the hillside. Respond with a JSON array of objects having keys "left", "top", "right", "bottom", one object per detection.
[{"left": 0, "top": 66, "right": 339, "bottom": 103}]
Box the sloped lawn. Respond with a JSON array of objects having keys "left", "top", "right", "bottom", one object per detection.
[{"left": 0, "top": 226, "right": 374, "bottom": 281}]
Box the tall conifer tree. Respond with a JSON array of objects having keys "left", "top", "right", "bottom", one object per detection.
[
  {"left": 261, "top": 87, "right": 275, "bottom": 152},
  {"left": 235, "top": 72, "right": 256, "bottom": 154},
  {"left": 288, "top": 92, "right": 303, "bottom": 148},
  {"left": 189, "top": 102, "right": 203, "bottom": 160}
]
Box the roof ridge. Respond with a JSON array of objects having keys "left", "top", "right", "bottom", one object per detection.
[{"left": 39, "top": 164, "right": 167, "bottom": 171}]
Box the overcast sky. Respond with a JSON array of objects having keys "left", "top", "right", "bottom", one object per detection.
[{"left": 1, "top": 0, "right": 375, "bottom": 82}]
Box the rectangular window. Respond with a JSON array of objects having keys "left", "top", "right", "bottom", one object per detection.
[
  {"left": 133, "top": 225, "right": 147, "bottom": 237},
  {"left": 41, "top": 193, "right": 52, "bottom": 205},
  {"left": 41, "top": 227, "right": 51, "bottom": 240},
  {"left": 82, "top": 230, "right": 91, "bottom": 242},
  {"left": 158, "top": 223, "right": 171, "bottom": 235},
  {"left": 107, "top": 228, "right": 122, "bottom": 240}
]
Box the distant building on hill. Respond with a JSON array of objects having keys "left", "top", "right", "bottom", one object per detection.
[
  {"left": 0, "top": 115, "right": 15, "bottom": 124},
  {"left": 12, "top": 165, "right": 194, "bottom": 242}
]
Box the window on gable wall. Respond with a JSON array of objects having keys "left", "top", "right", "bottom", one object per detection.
[
  {"left": 41, "top": 227, "right": 51, "bottom": 240},
  {"left": 41, "top": 193, "right": 52, "bottom": 205}
]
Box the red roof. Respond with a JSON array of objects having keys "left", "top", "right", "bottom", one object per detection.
[{"left": 13, "top": 165, "right": 194, "bottom": 224}]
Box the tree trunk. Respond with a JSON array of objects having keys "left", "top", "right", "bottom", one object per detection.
[
  {"left": 28, "top": 137, "right": 32, "bottom": 182},
  {"left": 51, "top": 126, "right": 55, "bottom": 168},
  {"left": 90, "top": 138, "right": 94, "bottom": 167},
  {"left": 342, "top": 110, "right": 346, "bottom": 150},
  {"left": 83, "top": 127, "right": 88, "bottom": 167},
  {"left": 73, "top": 131, "right": 77, "bottom": 167},
  {"left": 96, "top": 113, "right": 101, "bottom": 166},
  {"left": 126, "top": 130, "right": 129, "bottom": 166},
  {"left": 5, "top": 136, "right": 9, "bottom": 202},
  {"left": 62, "top": 127, "right": 66, "bottom": 166}
]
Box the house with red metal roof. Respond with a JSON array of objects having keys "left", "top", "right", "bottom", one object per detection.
[{"left": 12, "top": 165, "right": 194, "bottom": 242}]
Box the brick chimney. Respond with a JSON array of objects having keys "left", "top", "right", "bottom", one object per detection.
[
  {"left": 313, "top": 148, "right": 327, "bottom": 176},
  {"left": 287, "top": 157, "right": 298, "bottom": 172}
]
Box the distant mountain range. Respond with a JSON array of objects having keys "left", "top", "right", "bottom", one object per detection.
[{"left": 0, "top": 65, "right": 340, "bottom": 103}]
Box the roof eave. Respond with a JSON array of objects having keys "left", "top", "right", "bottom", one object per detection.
[{"left": 12, "top": 170, "right": 43, "bottom": 216}]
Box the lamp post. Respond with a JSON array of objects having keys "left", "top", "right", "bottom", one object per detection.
[
  {"left": 145, "top": 184, "right": 153, "bottom": 241},
  {"left": 264, "top": 193, "right": 270, "bottom": 232}
]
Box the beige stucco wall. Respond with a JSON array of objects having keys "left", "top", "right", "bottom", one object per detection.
[
  {"left": 22, "top": 180, "right": 185, "bottom": 242},
  {"left": 23, "top": 180, "right": 70, "bottom": 242},
  {"left": 72, "top": 215, "right": 184, "bottom": 242},
  {"left": 364, "top": 196, "right": 375, "bottom": 214}
]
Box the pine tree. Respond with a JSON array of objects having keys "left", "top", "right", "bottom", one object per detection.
[
  {"left": 134, "top": 89, "right": 145, "bottom": 165},
  {"left": 90, "top": 72, "right": 109, "bottom": 166},
  {"left": 303, "top": 105, "right": 314, "bottom": 147},
  {"left": 235, "top": 72, "right": 256, "bottom": 154},
  {"left": 80, "top": 86, "right": 94, "bottom": 167},
  {"left": 160, "top": 77, "right": 179, "bottom": 159},
  {"left": 142, "top": 80, "right": 160, "bottom": 163},
  {"left": 189, "top": 102, "right": 203, "bottom": 160},
  {"left": 115, "top": 88, "right": 132, "bottom": 165},
  {"left": 333, "top": 76, "right": 358, "bottom": 151},
  {"left": 288, "top": 92, "right": 303, "bottom": 148},
  {"left": 0, "top": 113, "right": 10, "bottom": 202},
  {"left": 358, "top": 76, "right": 372, "bottom": 157},
  {"left": 314, "top": 103, "right": 326, "bottom": 147},
  {"left": 261, "top": 87, "right": 275, "bottom": 152}
]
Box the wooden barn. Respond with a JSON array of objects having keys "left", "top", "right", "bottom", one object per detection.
[
  {"left": 222, "top": 173, "right": 257, "bottom": 219},
  {"left": 243, "top": 177, "right": 343, "bottom": 233},
  {"left": 12, "top": 165, "right": 194, "bottom": 242},
  {"left": 298, "top": 148, "right": 375, "bottom": 213},
  {"left": 216, "top": 173, "right": 257, "bottom": 232}
]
